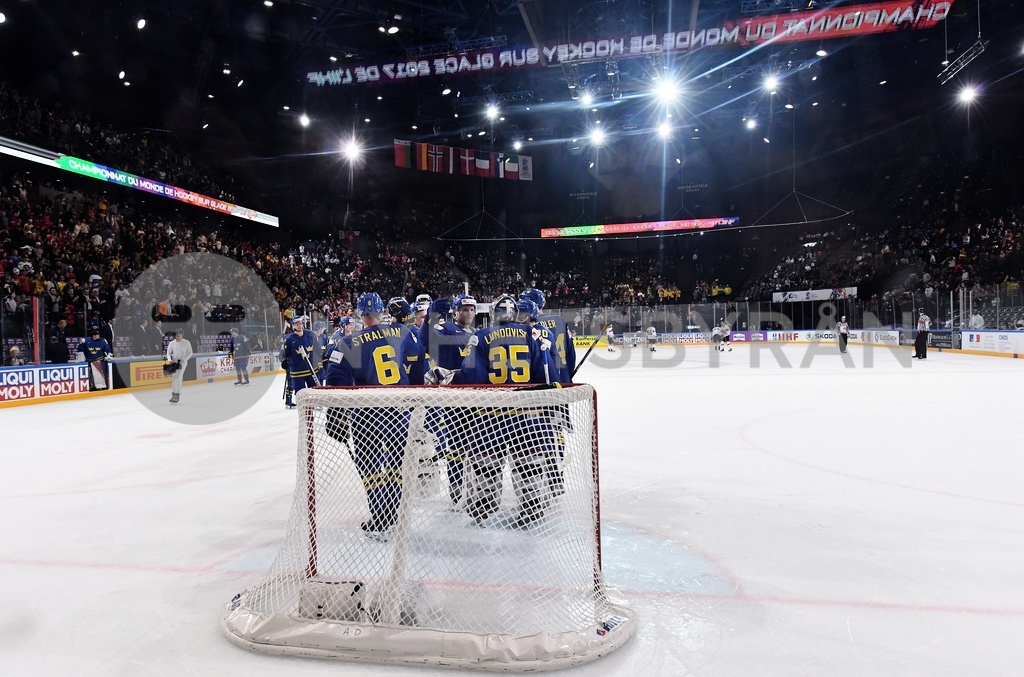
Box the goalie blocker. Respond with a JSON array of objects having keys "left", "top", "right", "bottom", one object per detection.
[{"left": 222, "top": 383, "right": 635, "bottom": 671}]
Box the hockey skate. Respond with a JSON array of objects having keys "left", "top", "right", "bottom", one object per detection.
[
  {"left": 360, "top": 516, "right": 395, "bottom": 541},
  {"left": 169, "top": 393, "right": 180, "bottom": 404},
  {"left": 233, "top": 378, "right": 244, "bottom": 386}
]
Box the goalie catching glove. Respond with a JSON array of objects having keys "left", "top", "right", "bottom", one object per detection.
[
  {"left": 162, "top": 360, "right": 182, "bottom": 375},
  {"left": 423, "top": 367, "right": 456, "bottom": 385}
]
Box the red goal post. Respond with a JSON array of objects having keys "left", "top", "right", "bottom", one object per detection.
[{"left": 223, "top": 383, "right": 635, "bottom": 671}]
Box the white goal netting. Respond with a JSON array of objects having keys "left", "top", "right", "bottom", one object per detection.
[{"left": 222, "top": 383, "right": 635, "bottom": 671}]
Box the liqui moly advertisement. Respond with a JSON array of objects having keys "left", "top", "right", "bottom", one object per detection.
[{"left": 0, "top": 364, "right": 90, "bottom": 402}]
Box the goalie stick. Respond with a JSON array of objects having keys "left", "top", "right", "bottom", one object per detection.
[{"left": 570, "top": 324, "right": 611, "bottom": 379}]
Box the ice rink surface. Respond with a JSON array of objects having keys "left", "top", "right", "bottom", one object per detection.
[{"left": 2, "top": 342, "right": 1022, "bottom": 676}]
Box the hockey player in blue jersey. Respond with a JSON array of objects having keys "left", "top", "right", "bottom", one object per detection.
[
  {"left": 450, "top": 295, "right": 551, "bottom": 529},
  {"left": 282, "top": 316, "right": 319, "bottom": 399},
  {"left": 229, "top": 327, "right": 251, "bottom": 386},
  {"left": 520, "top": 287, "right": 576, "bottom": 383},
  {"left": 80, "top": 327, "right": 112, "bottom": 391},
  {"left": 387, "top": 297, "right": 425, "bottom": 385},
  {"left": 420, "top": 294, "right": 479, "bottom": 506},
  {"left": 325, "top": 292, "right": 420, "bottom": 538}
]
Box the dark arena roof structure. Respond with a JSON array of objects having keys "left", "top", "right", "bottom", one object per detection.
[{"left": 1, "top": 0, "right": 1023, "bottom": 237}]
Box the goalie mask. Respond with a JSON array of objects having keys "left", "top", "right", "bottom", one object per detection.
[{"left": 491, "top": 295, "right": 517, "bottom": 323}]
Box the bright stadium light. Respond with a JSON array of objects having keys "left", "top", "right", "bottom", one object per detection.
[
  {"left": 581, "top": 92, "right": 593, "bottom": 106},
  {"left": 137, "top": 18, "right": 146, "bottom": 30},
  {"left": 341, "top": 139, "right": 362, "bottom": 161},
  {"left": 745, "top": 118, "right": 757, "bottom": 129},
  {"left": 654, "top": 78, "right": 679, "bottom": 104},
  {"left": 763, "top": 75, "right": 779, "bottom": 90},
  {"left": 816, "top": 48, "right": 827, "bottom": 57},
  {"left": 657, "top": 122, "right": 672, "bottom": 139},
  {"left": 299, "top": 114, "right": 310, "bottom": 127},
  {"left": 589, "top": 127, "right": 607, "bottom": 147},
  {"left": 513, "top": 140, "right": 523, "bottom": 151},
  {"left": 0, "top": 13, "right": 6, "bottom": 24},
  {"left": 485, "top": 104, "right": 499, "bottom": 120},
  {"left": 958, "top": 85, "right": 978, "bottom": 103}
]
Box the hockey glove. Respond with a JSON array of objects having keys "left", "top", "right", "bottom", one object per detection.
[
  {"left": 424, "top": 367, "right": 456, "bottom": 385},
  {"left": 466, "top": 334, "right": 479, "bottom": 350},
  {"left": 429, "top": 297, "right": 452, "bottom": 316},
  {"left": 539, "top": 337, "right": 552, "bottom": 351}
]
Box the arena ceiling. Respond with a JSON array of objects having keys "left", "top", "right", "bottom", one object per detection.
[{"left": 1, "top": 0, "right": 1023, "bottom": 226}]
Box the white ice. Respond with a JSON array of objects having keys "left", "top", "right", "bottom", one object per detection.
[{"left": 2, "top": 343, "right": 1023, "bottom": 676}]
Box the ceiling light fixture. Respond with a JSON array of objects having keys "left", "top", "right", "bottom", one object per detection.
[
  {"left": 136, "top": 19, "right": 146, "bottom": 30},
  {"left": 299, "top": 114, "right": 310, "bottom": 127},
  {"left": 329, "top": 56, "right": 337, "bottom": 62},
  {"left": 223, "top": 68, "right": 231, "bottom": 75},
  {"left": 237, "top": 80, "right": 244, "bottom": 87},
  {"left": 119, "top": 71, "right": 125, "bottom": 79},
  {"left": 441, "top": 86, "right": 451, "bottom": 95},
  {"left": 72, "top": 50, "right": 80, "bottom": 56}
]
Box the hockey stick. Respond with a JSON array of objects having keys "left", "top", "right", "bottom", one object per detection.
[
  {"left": 299, "top": 347, "right": 322, "bottom": 387},
  {"left": 570, "top": 323, "right": 611, "bottom": 379}
]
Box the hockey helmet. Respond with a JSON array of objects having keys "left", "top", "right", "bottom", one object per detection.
[
  {"left": 230, "top": 327, "right": 240, "bottom": 334},
  {"left": 516, "top": 299, "right": 539, "bottom": 322},
  {"left": 356, "top": 292, "right": 384, "bottom": 316},
  {"left": 313, "top": 320, "right": 327, "bottom": 332},
  {"left": 492, "top": 295, "right": 518, "bottom": 322},
  {"left": 453, "top": 294, "right": 477, "bottom": 311},
  {"left": 387, "top": 297, "right": 413, "bottom": 323},
  {"left": 519, "top": 287, "right": 545, "bottom": 310},
  {"left": 338, "top": 315, "right": 353, "bottom": 326},
  {"left": 415, "top": 293, "right": 432, "bottom": 306}
]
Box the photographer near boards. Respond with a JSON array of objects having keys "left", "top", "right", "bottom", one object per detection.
[{"left": 165, "top": 329, "right": 194, "bottom": 404}]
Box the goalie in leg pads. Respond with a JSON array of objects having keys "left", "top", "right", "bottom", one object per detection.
[
  {"left": 81, "top": 327, "right": 112, "bottom": 391},
  {"left": 456, "top": 295, "right": 552, "bottom": 529}
]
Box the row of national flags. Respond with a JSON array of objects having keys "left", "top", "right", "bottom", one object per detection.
[{"left": 394, "top": 139, "right": 533, "bottom": 181}]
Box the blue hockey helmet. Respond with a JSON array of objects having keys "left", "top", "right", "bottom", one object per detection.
[
  {"left": 338, "top": 315, "right": 353, "bottom": 326},
  {"left": 453, "top": 294, "right": 477, "bottom": 311},
  {"left": 230, "top": 327, "right": 240, "bottom": 334},
  {"left": 515, "top": 298, "right": 539, "bottom": 322},
  {"left": 492, "top": 295, "right": 518, "bottom": 322},
  {"left": 387, "top": 297, "right": 413, "bottom": 322},
  {"left": 356, "top": 292, "right": 384, "bottom": 316},
  {"left": 519, "top": 287, "right": 545, "bottom": 310}
]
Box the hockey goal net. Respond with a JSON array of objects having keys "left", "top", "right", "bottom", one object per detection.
[{"left": 222, "top": 383, "right": 635, "bottom": 671}]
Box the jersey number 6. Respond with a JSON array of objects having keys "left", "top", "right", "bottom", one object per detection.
[{"left": 373, "top": 346, "right": 401, "bottom": 385}]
